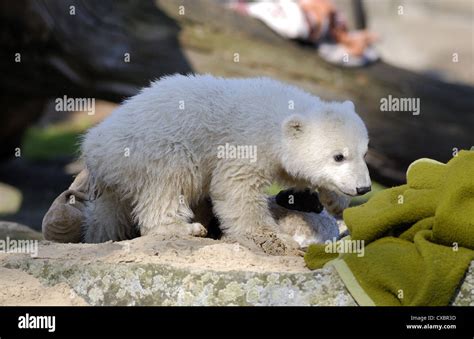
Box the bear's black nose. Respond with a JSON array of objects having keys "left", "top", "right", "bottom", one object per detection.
[{"left": 356, "top": 186, "right": 371, "bottom": 195}]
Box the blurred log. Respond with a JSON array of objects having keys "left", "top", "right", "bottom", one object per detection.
[
  {"left": 0, "top": 0, "right": 192, "bottom": 159},
  {"left": 0, "top": 0, "right": 192, "bottom": 102}
]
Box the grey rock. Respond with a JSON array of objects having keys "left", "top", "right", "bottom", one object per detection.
[{"left": 5, "top": 259, "right": 356, "bottom": 306}]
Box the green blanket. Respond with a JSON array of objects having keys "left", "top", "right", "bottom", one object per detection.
[{"left": 305, "top": 150, "right": 474, "bottom": 306}]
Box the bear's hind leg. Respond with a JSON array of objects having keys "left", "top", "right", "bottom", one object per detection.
[
  {"left": 132, "top": 167, "right": 207, "bottom": 238},
  {"left": 83, "top": 188, "right": 136, "bottom": 243}
]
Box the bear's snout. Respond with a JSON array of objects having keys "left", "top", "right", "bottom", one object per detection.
[{"left": 356, "top": 186, "right": 371, "bottom": 195}]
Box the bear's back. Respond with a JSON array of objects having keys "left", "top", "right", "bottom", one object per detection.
[{"left": 82, "top": 74, "right": 320, "bottom": 172}]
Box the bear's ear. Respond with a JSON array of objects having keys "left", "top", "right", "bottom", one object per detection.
[
  {"left": 342, "top": 100, "right": 355, "bottom": 111},
  {"left": 282, "top": 114, "right": 305, "bottom": 138}
]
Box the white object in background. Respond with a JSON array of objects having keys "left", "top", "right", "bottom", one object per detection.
[{"left": 247, "top": 0, "right": 310, "bottom": 40}]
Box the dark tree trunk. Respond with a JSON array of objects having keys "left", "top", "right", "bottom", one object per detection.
[{"left": 0, "top": 0, "right": 193, "bottom": 159}]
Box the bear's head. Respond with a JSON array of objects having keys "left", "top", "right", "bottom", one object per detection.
[{"left": 281, "top": 100, "right": 371, "bottom": 197}]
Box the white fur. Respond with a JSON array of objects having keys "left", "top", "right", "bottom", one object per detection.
[
  {"left": 81, "top": 74, "right": 370, "bottom": 242},
  {"left": 269, "top": 197, "right": 340, "bottom": 248},
  {"left": 288, "top": 210, "right": 340, "bottom": 248}
]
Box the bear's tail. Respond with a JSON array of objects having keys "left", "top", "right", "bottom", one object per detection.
[{"left": 82, "top": 184, "right": 138, "bottom": 243}]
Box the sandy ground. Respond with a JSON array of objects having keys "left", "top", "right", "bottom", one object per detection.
[
  {"left": 2, "top": 233, "right": 310, "bottom": 274},
  {"left": 0, "top": 267, "right": 87, "bottom": 306}
]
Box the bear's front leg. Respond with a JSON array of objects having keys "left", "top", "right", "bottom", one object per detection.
[
  {"left": 318, "top": 187, "right": 351, "bottom": 217},
  {"left": 209, "top": 163, "right": 300, "bottom": 255}
]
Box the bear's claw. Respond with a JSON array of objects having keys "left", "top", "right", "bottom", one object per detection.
[{"left": 187, "top": 222, "right": 208, "bottom": 237}]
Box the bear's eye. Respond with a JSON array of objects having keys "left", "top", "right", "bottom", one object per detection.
[{"left": 334, "top": 154, "right": 345, "bottom": 162}]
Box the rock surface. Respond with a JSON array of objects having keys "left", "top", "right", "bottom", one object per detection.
[{"left": 0, "top": 222, "right": 472, "bottom": 306}]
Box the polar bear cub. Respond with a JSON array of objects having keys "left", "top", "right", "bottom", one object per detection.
[{"left": 81, "top": 74, "right": 370, "bottom": 244}]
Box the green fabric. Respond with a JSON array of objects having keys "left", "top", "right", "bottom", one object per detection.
[{"left": 305, "top": 150, "right": 474, "bottom": 306}]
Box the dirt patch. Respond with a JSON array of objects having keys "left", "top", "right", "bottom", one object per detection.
[
  {"left": 7, "top": 234, "right": 310, "bottom": 274},
  {"left": 0, "top": 267, "right": 87, "bottom": 306}
]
